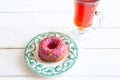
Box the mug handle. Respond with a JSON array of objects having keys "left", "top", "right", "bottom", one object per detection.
[{"left": 91, "top": 11, "right": 103, "bottom": 30}]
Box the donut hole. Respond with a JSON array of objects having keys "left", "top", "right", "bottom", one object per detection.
[{"left": 47, "top": 39, "right": 59, "bottom": 49}]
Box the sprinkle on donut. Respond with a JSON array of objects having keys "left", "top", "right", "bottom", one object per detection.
[{"left": 38, "top": 36, "right": 67, "bottom": 62}]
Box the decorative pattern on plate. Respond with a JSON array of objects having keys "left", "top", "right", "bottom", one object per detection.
[{"left": 24, "top": 32, "right": 78, "bottom": 76}]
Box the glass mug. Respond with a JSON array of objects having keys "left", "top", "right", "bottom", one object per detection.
[
  {"left": 74, "top": 0, "right": 100, "bottom": 30},
  {"left": 72, "top": 0, "right": 101, "bottom": 40}
]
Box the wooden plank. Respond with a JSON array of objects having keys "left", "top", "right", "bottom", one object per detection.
[
  {"left": 0, "top": 13, "right": 73, "bottom": 28},
  {"left": 0, "top": 12, "right": 120, "bottom": 28},
  {"left": 79, "top": 28, "right": 120, "bottom": 48},
  {"left": 0, "top": 0, "right": 119, "bottom": 12},
  {"left": 0, "top": 49, "right": 120, "bottom": 76},
  {"left": 101, "top": 12, "right": 120, "bottom": 28},
  {"left": 0, "top": 77, "right": 120, "bottom": 80},
  {"left": 0, "top": 0, "right": 73, "bottom": 12},
  {"left": 0, "top": 25, "right": 120, "bottom": 48},
  {"left": 97, "top": 0, "right": 120, "bottom": 12}
]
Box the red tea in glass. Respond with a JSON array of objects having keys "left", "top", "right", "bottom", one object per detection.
[{"left": 74, "top": 0, "right": 99, "bottom": 29}]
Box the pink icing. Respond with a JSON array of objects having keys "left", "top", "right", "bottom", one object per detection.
[{"left": 38, "top": 36, "right": 67, "bottom": 61}]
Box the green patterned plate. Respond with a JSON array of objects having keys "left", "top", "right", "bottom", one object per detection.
[{"left": 24, "top": 32, "right": 78, "bottom": 76}]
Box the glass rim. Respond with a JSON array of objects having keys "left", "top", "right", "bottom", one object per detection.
[{"left": 75, "top": 0, "right": 100, "bottom": 5}]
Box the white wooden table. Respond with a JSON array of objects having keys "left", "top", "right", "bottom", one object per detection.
[{"left": 0, "top": 0, "right": 120, "bottom": 80}]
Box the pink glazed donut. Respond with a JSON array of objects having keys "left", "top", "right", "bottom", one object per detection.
[{"left": 38, "top": 36, "right": 67, "bottom": 62}]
